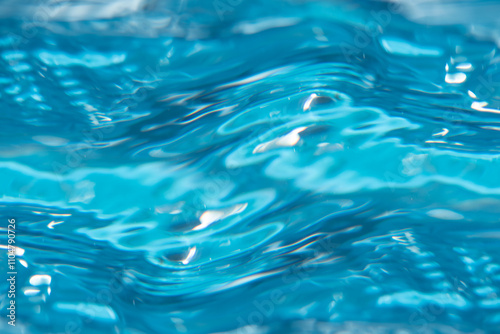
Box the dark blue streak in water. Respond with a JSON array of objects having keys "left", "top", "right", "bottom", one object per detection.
[{"left": 1, "top": 0, "right": 500, "bottom": 333}]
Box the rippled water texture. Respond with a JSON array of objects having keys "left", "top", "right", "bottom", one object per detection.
[{"left": 1, "top": 0, "right": 500, "bottom": 333}]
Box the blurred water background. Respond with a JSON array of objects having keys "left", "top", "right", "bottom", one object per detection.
[{"left": 1, "top": 0, "right": 500, "bottom": 333}]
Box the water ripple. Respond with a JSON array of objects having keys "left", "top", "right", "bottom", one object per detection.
[{"left": 2, "top": 1, "right": 500, "bottom": 333}]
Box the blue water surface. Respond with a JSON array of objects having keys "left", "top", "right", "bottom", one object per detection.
[{"left": 1, "top": 0, "right": 500, "bottom": 333}]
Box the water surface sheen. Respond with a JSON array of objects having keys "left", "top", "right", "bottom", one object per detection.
[{"left": 1, "top": 0, "right": 500, "bottom": 333}]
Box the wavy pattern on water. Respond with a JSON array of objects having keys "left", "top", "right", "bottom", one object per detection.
[{"left": 2, "top": 1, "right": 500, "bottom": 333}]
